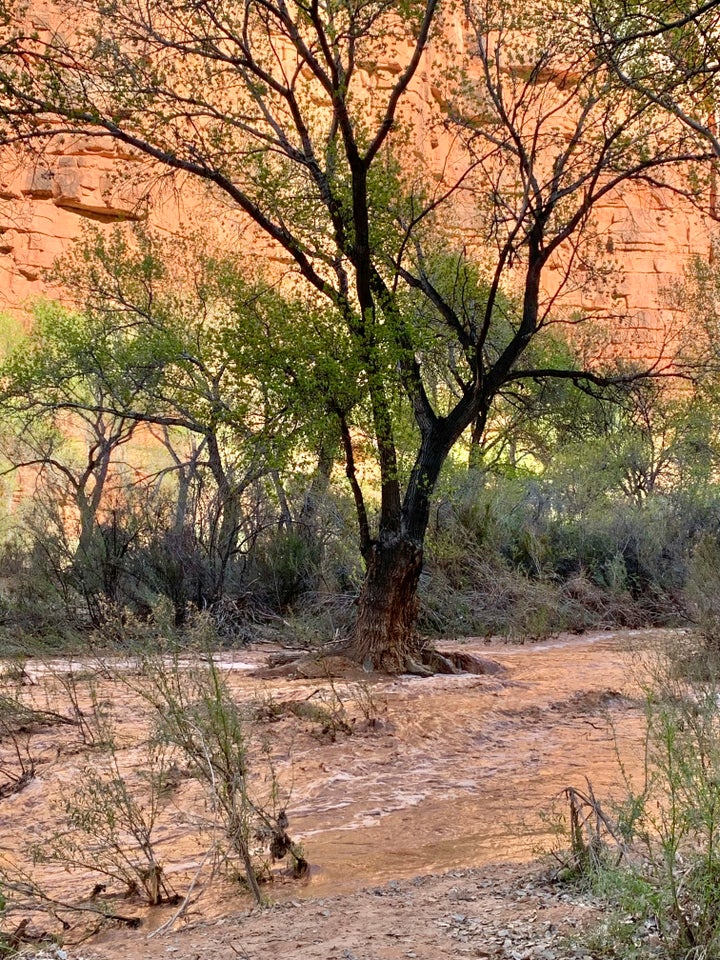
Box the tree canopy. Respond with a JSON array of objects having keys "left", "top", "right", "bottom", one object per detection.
[{"left": 0, "top": 0, "right": 717, "bottom": 669}]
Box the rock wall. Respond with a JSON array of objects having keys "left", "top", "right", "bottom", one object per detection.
[
  {"left": 0, "top": 26, "right": 715, "bottom": 365},
  {"left": 0, "top": 135, "right": 148, "bottom": 313},
  {"left": 549, "top": 183, "right": 713, "bottom": 366}
]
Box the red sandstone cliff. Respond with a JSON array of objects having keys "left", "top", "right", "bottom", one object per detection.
[{"left": 0, "top": 10, "right": 715, "bottom": 367}]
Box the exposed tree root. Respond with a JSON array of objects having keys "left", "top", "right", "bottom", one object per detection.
[
  {"left": 420, "top": 647, "right": 506, "bottom": 676},
  {"left": 256, "top": 645, "right": 504, "bottom": 679},
  {"left": 255, "top": 654, "right": 371, "bottom": 680}
]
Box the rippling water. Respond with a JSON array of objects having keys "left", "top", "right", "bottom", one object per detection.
[{"left": 0, "top": 629, "right": 663, "bottom": 910}]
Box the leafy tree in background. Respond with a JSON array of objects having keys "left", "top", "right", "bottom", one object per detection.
[
  {"left": 591, "top": 0, "right": 720, "bottom": 157},
  {"left": 0, "top": 0, "right": 715, "bottom": 670},
  {"left": 487, "top": 365, "right": 720, "bottom": 500},
  {"left": 0, "top": 227, "right": 322, "bottom": 616},
  {"left": 0, "top": 302, "right": 141, "bottom": 615}
]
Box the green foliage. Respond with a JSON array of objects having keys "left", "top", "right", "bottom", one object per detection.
[
  {"left": 0, "top": 225, "right": 355, "bottom": 624},
  {"left": 252, "top": 530, "right": 322, "bottom": 611},
  {"left": 35, "top": 746, "right": 175, "bottom": 906},
  {"left": 1, "top": 0, "right": 712, "bottom": 667},
  {"left": 553, "top": 649, "right": 720, "bottom": 960},
  {"left": 0, "top": 313, "right": 24, "bottom": 360},
  {"left": 134, "top": 636, "right": 303, "bottom": 901},
  {"left": 0, "top": 623, "right": 304, "bottom": 939},
  {"left": 420, "top": 457, "right": 720, "bottom": 639},
  {"left": 685, "top": 535, "right": 720, "bottom": 649}
]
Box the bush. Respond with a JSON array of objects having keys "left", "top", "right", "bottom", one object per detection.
[
  {"left": 420, "top": 474, "right": 713, "bottom": 639},
  {"left": 3, "top": 438, "right": 720, "bottom": 649},
  {"left": 685, "top": 534, "right": 720, "bottom": 648},
  {"left": 33, "top": 746, "right": 176, "bottom": 906},
  {"left": 555, "top": 647, "right": 720, "bottom": 959},
  {"left": 134, "top": 634, "right": 306, "bottom": 902}
]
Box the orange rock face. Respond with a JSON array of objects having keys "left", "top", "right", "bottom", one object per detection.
[
  {"left": 546, "top": 183, "right": 714, "bottom": 367},
  {"left": 0, "top": 14, "right": 715, "bottom": 369},
  {"left": 0, "top": 136, "right": 144, "bottom": 313}
]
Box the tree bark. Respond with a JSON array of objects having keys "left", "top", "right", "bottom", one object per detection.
[
  {"left": 351, "top": 532, "right": 424, "bottom": 672},
  {"left": 348, "top": 421, "right": 464, "bottom": 672},
  {"left": 206, "top": 433, "right": 241, "bottom": 599}
]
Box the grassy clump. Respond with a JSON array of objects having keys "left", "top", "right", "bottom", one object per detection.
[{"left": 554, "top": 642, "right": 720, "bottom": 959}]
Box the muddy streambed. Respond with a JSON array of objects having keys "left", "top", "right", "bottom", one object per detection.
[{"left": 0, "top": 629, "right": 666, "bottom": 949}]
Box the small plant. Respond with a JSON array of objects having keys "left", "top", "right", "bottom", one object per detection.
[
  {"left": 564, "top": 781, "right": 629, "bottom": 879},
  {"left": 0, "top": 685, "right": 79, "bottom": 800},
  {"left": 555, "top": 651, "right": 720, "bottom": 959},
  {"left": 0, "top": 726, "right": 34, "bottom": 801},
  {"left": 47, "top": 666, "right": 104, "bottom": 747},
  {"left": 0, "top": 658, "right": 30, "bottom": 685},
  {"left": 634, "top": 675, "right": 720, "bottom": 956},
  {"left": 303, "top": 683, "right": 353, "bottom": 741},
  {"left": 546, "top": 778, "right": 629, "bottom": 886},
  {"left": 348, "top": 680, "right": 382, "bottom": 728},
  {"left": 136, "top": 641, "right": 305, "bottom": 903},
  {"left": 32, "top": 739, "right": 176, "bottom": 906}
]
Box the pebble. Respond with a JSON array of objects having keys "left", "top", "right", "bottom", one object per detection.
[
  {"left": 450, "top": 886, "right": 478, "bottom": 901},
  {"left": 22, "top": 953, "right": 75, "bottom": 960}
]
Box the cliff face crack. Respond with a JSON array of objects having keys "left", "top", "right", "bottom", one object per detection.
[{"left": 52, "top": 200, "right": 143, "bottom": 223}]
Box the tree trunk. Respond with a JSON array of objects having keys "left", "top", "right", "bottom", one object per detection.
[
  {"left": 351, "top": 533, "right": 424, "bottom": 672},
  {"left": 206, "top": 433, "right": 241, "bottom": 600}
]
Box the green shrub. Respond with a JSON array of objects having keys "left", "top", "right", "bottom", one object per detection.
[
  {"left": 135, "top": 638, "right": 305, "bottom": 902},
  {"left": 686, "top": 535, "right": 720, "bottom": 648},
  {"left": 556, "top": 651, "right": 720, "bottom": 959}
]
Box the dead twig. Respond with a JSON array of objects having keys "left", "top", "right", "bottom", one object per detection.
[
  {"left": 147, "top": 844, "right": 217, "bottom": 940},
  {"left": 563, "top": 777, "right": 630, "bottom": 872}
]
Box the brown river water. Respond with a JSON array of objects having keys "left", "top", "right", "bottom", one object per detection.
[
  {"left": 0, "top": 629, "right": 665, "bottom": 934},
  {"left": 278, "top": 630, "right": 650, "bottom": 894}
]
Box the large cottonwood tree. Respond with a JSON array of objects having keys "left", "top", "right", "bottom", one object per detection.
[{"left": 0, "top": 0, "right": 714, "bottom": 670}]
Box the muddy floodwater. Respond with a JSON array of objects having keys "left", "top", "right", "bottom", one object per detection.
[
  {"left": 0, "top": 629, "right": 666, "bottom": 950},
  {"left": 280, "top": 631, "right": 649, "bottom": 893}
]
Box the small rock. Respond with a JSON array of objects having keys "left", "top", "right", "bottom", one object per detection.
[{"left": 450, "top": 886, "right": 477, "bottom": 902}]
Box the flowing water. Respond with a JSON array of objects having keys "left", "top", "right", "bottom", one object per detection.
[
  {"left": 275, "top": 630, "right": 650, "bottom": 895},
  {"left": 0, "top": 629, "right": 664, "bottom": 920}
]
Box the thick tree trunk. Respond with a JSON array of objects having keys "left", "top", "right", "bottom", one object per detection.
[{"left": 351, "top": 533, "right": 424, "bottom": 672}]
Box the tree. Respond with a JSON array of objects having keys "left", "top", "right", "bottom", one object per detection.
[
  {"left": 0, "top": 301, "right": 142, "bottom": 617},
  {"left": 590, "top": 0, "right": 720, "bottom": 165},
  {"left": 0, "top": 227, "right": 311, "bottom": 616},
  {"left": 0, "top": 0, "right": 714, "bottom": 670}
]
